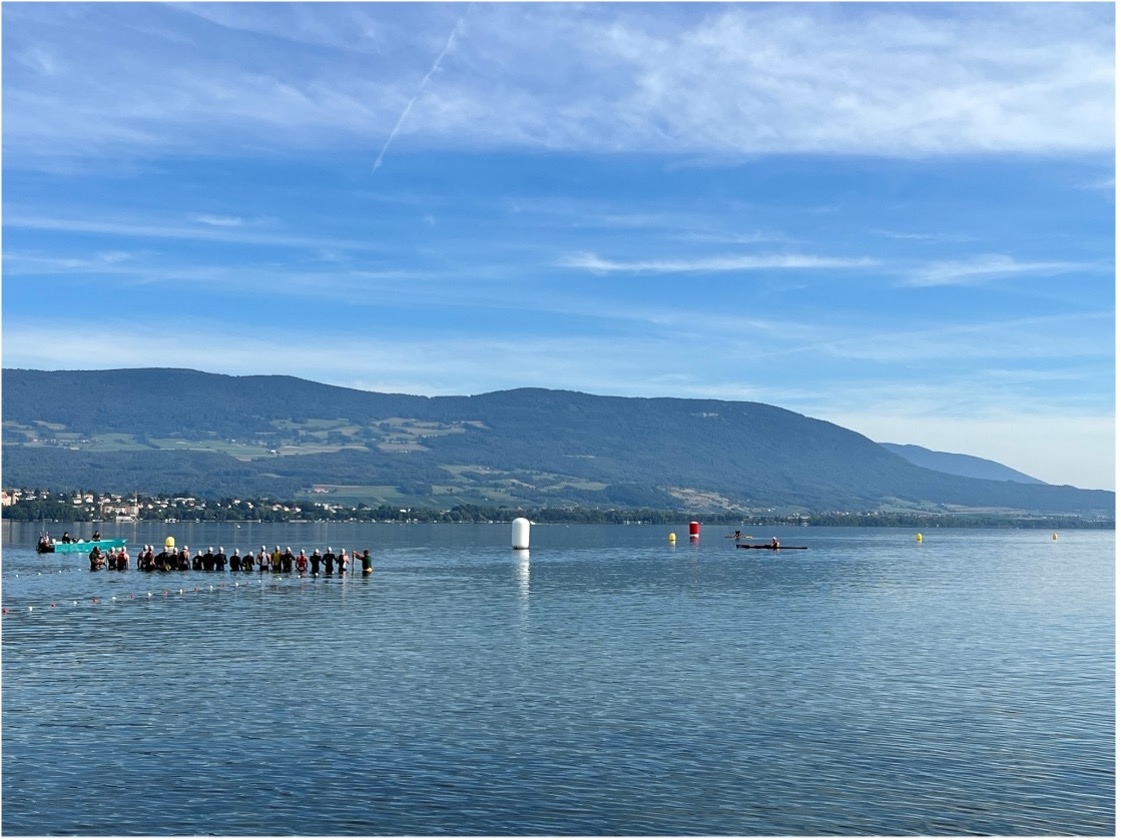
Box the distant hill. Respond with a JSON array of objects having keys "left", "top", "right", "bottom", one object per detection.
[
  {"left": 879, "top": 443, "right": 1046, "bottom": 485},
  {"left": 1, "top": 368, "right": 1112, "bottom": 517}
]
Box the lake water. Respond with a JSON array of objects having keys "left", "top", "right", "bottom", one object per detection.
[{"left": 1, "top": 521, "right": 1114, "bottom": 835}]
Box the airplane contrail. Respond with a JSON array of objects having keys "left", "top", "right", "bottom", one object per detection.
[{"left": 373, "top": 14, "right": 468, "bottom": 172}]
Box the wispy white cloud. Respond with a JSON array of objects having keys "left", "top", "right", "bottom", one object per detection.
[
  {"left": 188, "top": 213, "right": 247, "bottom": 228},
  {"left": 2, "top": 212, "right": 385, "bottom": 254},
  {"left": 871, "top": 228, "right": 973, "bottom": 243},
  {"left": 2, "top": 3, "right": 1112, "bottom": 167},
  {"left": 560, "top": 252, "right": 878, "bottom": 274},
  {"left": 904, "top": 254, "right": 1099, "bottom": 287}
]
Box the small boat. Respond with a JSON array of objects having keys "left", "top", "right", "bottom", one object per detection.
[
  {"left": 37, "top": 538, "right": 128, "bottom": 554},
  {"left": 736, "top": 544, "right": 808, "bottom": 550}
]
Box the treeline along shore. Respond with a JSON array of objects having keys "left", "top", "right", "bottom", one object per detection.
[{"left": 2, "top": 488, "right": 1112, "bottom": 530}]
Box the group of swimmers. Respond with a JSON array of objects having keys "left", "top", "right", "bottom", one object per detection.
[{"left": 89, "top": 544, "right": 373, "bottom": 576}]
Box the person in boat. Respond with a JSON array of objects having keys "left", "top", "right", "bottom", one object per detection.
[
  {"left": 771, "top": 537, "right": 780, "bottom": 548},
  {"left": 92, "top": 529, "right": 101, "bottom": 542},
  {"left": 61, "top": 531, "right": 73, "bottom": 544},
  {"left": 733, "top": 530, "right": 743, "bottom": 541},
  {"left": 310, "top": 549, "right": 321, "bottom": 576},
  {"left": 359, "top": 549, "right": 373, "bottom": 575}
]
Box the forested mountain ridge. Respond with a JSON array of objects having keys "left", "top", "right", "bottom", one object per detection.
[
  {"left": 2, "top": 368, "right": 1112, "bottom": 516},
  {"left": 879, "top": 443, "right": 1046, "bottom": 485}
]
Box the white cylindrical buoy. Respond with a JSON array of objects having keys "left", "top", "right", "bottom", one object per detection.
[{"left": 512, "top": 518, "right": 531, "bottom": 550}]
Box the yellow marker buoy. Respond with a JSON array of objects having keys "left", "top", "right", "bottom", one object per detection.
[
  {"left": 165, "top": 536, "right": 176, "bottom": 548},
  {"left": 669, "top": 533, "right": 676, "bottom": 543},
  {"left": 1052, "top": 532, "right": 1058, "bottom": 541},
  {"left": 916, "top": 533, "right": 923, "bottom": 543}
]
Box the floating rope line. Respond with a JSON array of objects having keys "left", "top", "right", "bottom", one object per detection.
[{"left": 1, "top": 573, "right": 365, "bottom": 617}]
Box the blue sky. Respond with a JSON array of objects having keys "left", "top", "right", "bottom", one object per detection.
[{"left": 2, "top": 2, "right": 1115, "bottom": 491}]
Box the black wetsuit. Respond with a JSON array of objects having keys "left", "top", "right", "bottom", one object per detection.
[
  {"left": 323, "top": 553, "right": 335, "bottom": 575},
  {"left": 215, "top": 551, "right": 227, "bottom": 571},
  {"left": 310, "top": 555, "right": 321, "bottom": 575}
]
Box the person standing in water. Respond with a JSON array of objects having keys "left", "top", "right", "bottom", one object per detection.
[{"left": 358, "top": 549, "right": 373, "bottom": 575}]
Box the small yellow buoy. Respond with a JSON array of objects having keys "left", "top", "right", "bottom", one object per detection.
[
  {"left": 1052, "top": 532, "right": 1058, "bottom": 541},
  {"left": 669, "top": 533, "right": 676, "bottom": 543},
  {"left": 916, "top": 533, "right": 923, "bottom": 543},
  {"left": 165, "top": 536, "right": 176, "bottom": 548}
]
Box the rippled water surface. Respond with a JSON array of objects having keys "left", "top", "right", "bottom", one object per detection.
[{"left": 2, "top": 522, "right": 1114, "bottom": 835}]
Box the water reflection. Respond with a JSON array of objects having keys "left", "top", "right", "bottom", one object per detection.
[{"left": 515, "top": 549, "right": 530, "bottom": 603}]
